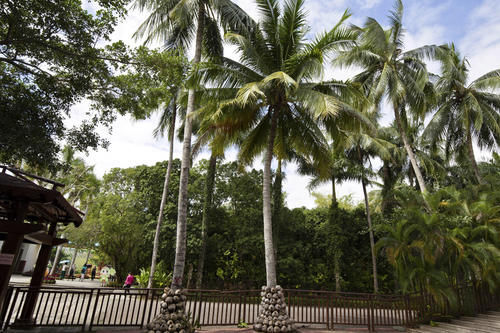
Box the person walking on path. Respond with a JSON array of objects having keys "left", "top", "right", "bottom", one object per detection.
[
  {"left": 91, "top": 266, "right": 96, "bottom": 280},
  {"left": 80, "top": 265, "right": 87, "bottom": 281},
  {"left": 123, "top": 272, "right": 134, "bottom": 292},
  {"left": 69, "top": 264, "right": 75, "bottom": 279},
  {"left": 61, "top": 264, "right": 68, "bottom": 279}
]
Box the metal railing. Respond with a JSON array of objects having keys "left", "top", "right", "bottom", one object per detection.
[{"left": 1, "top": 284, "right": 498, "bottom": 332}]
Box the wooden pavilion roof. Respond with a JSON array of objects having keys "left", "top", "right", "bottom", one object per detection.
[{"left": 0, "top": 166, "right": 83, "bottom": 227}]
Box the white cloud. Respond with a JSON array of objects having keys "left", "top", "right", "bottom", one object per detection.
[
  {"left": 460, "top": 0, "right": 500, "bottom": 81},
  {"left": 357, "top": 0, "right": 381, "bottom": 10}
]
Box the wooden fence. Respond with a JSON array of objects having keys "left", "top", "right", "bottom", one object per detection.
[{"left": 1, "top": 284, "right": 498, "bottom": 332}]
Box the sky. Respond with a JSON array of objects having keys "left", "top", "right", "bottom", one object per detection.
[{"left": 71, "top": 0, "right": 500, "bottom": 208}]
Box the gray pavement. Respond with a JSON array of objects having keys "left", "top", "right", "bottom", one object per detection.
[{"left": 9, "top": 274, "right": 102, "bottom": 289}]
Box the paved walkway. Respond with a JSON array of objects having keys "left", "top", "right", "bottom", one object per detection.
[{"left": 10, "top": 274, "right": 102, "bottom": 289}]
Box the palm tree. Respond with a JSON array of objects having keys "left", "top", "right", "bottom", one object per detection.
[
  {"left": 196, "top": 0, "right": 361, "bottom": 287},
  {"left": 336, "top": 0, "right": 434, "bottom": 196},
  {"left": 336, "top": 127, "right": 395, "bottom": 293},
  {"left": 134, "top": 0, "right": 255, "bottom": 290},
  {"left": 424, "top": 44, "right": 500, "bottom": 184},
  {"left": 147, "top": 92, "right": 180, "bottom": 288}
]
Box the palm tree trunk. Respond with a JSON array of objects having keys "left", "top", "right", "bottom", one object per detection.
[
  {"left": 331, "top": 174, "right": 337, "bottom": 206},
  {"left": 50, "top": 236, "right": 63, "bottom": 276},
  {"left": 467, "top": 127, "right": 483, "bottom": 184},
  {"left": 334, "top": 253, "right": 341, "bottom": 292},
  {"left": 272, "top": 159, "right": 282, "bottom": 260},
  {"left": 263, "top": 108, "right": 279, "bottom": 287},
  {"left": 362, "top": 177, "right": 378, "bottom": 293},
  {"left": 331, "top": 176, "right": 340, "bottom": 291},
  {"left": 393, "top": 105, "right": 427, "bottom": 194},
  {"left": 195, "top": 152, "right": 217, "bottom": 289},
  {"left": 148, "top": 106, "right": 177, "bottom": 289},
  {"left": 171, "top": 5, "right": 205, "bottom": 291}
]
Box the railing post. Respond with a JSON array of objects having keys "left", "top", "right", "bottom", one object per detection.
[
  {"left": 89, "top": 289, "right": 101, "bottom": 331},
  {"left": 0, "top": 286, "right": 13, "bottom": 329},
  {"left": 196, "top": 290, "right": 203, "bottom": 324},
  {"left": 326, "top": 293, "right": 330, "bottom": 330},
  {"left": 1, "top": 286, "right": 18, "bottom": 331},
  {"left": 146, "top": 289, "right": 156, "bottom": 325},
  {"left": 367, "top": 294, "right": 372, "bottom": 332},
  {"left": 404, "top": 294, "right": 411, "bottom": 328},
  {"left": 242, "top": 293, "right": 246, "bottom": 324},
  {"left": 140, "top": 289, "right": 149, "bottom": 328},
  {"left": 82, "top": 289, "right": 94, "bottom": 332},
  {"left": 238, "top": 292, "right": 242, "bottom": 323}
]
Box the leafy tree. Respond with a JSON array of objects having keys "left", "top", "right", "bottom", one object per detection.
[{"left": 0, "top": 0, "right": 130, "bottom": 169}]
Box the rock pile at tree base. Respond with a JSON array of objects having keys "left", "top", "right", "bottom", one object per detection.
[
  {"left": 253, "top": 285, "right": 296, "bottom": 332},
  {"left": 146, "top": 287, "right": 193, "bottom": 333}
]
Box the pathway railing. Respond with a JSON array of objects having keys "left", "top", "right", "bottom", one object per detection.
[{"left": 1, "top": 284, "right": 498, "bottom": 332}]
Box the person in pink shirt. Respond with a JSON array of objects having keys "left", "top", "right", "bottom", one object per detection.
[{"left": 123, "top": 272, "right": 134, "bottom": 291}]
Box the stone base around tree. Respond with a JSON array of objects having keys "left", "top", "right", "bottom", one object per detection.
[
  {"left": 146, "top": 287, "right": 193, "bottom": 333},
  {"left": 253, "top": 285, "right": 296, "bottom": 333}
]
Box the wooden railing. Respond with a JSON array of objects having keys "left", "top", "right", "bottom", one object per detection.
[{"left": 1, "top": 284, "right": 498, "bottom": 332}]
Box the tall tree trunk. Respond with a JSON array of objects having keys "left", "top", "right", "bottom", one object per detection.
[
  {"left": 49, "top": 234, "right": 63, "bottom": 276},
  {"left": 331, "top": 174, "right": 337, "bottom": 206},
  {"left": 393, "top": 105, "right": 427, "bottom": 194},
  {"left": 70, "top": 248, "right": 78, "bottom": 267},
  {"left": 171, "top": 6, "right": 205, "bottom": 291},
  {"left": 331, "top": 176, "right": 341, "bottom": 291},
  {"left": 358, "top": 149, "right": 378, "bottom": 293},
  {"left": 263, "top": 108, "right": 279, "bottom": 287},
  {"left": 334, "top": 253, "right": 341, "bottom": 292},
  {"left": 272, "top": 159, "right": 282, "bottom": 261},
  {"left": 467, "top": 127, "right": 483, "bottom": 184},
  {"left": 148, "top": 105, "right": 177, "bottom": 289},
  {"left": 362, "top": 177, "right": 378, "bottom": 293},
  {"left": 195, "top": 152, "right": 217, "bottom": 289},
  {"left": 84, "top": 249, "right": 91, "bottom": 265}
]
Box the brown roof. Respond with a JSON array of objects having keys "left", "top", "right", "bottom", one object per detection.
[{"left": 0, "top": 170, "right": 83, "bottom": 226}]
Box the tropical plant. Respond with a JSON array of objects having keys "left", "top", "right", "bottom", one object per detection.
[
  {"left": 336, "top": 0, "right": 435, "bottom": 197},
  {"left": 196, "top": 0, "right": 364, "bottom": 287},
  {"left": 335, "top": 126, "right": 395, "bottom": 293},
  {"left": 424, "top": 44, "right": 500, "bottom": 184},
  {"left": 134, "top": 0, "right": 256, "bottom": 290}
]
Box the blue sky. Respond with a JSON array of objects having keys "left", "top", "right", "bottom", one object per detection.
[{"left": 72, "top": 0, "right": 500, "bottom": 208}]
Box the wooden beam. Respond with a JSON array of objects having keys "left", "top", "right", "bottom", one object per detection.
[
  {"left": 0, "top": 221, "right": 43, "bottom": 234},
  {"left": 24, "top": 231, "right": 67, "bottom": 246}
]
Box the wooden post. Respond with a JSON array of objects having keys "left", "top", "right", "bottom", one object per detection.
[
  {"left": 0, "top": 231, "right": 24, "bottom": 317},
  {"left": 0, "top": 201, "right": 31, "bottom": 317},
  {"left": 14, "top": 222, "right": 57, "bottom": 327}
]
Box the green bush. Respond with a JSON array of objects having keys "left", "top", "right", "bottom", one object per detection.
[{"left": 136, "top": 262, "right": 172, "bottom": 288}]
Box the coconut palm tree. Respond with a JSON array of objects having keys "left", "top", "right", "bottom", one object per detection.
[
  {"left": 196, "top": 0, "right": 362, "bottom": 287},
  {"left": 335, "top": 127, "right": 395, "bottom": 293},
  {"left": 336, "top": 0, "right": 434, "bottom": 196},
  {"left": 147, "top": 92, "right": 180, "bottom": 288},
  {"left": 134, "top": 0, "right": 255, "bottom": 289},
  {"left": 424, "top": 44, "right": 500, "bottom": 184}
]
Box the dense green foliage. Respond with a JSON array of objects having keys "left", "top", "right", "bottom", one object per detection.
[
  {"left": 0, "top": 0, "right": 133, "bottom": 169},
  {"left": 68, "top": 157, "right": 396, "bottom": 290}
]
